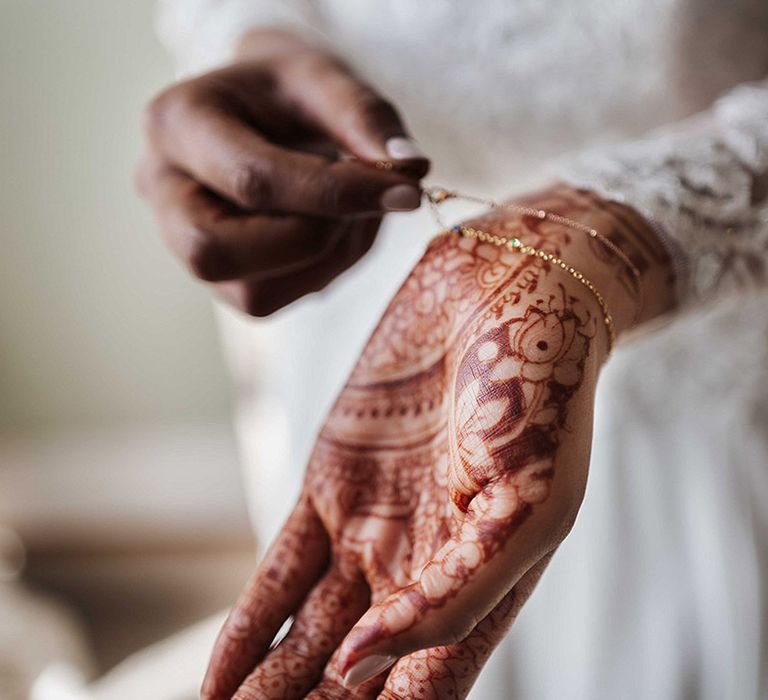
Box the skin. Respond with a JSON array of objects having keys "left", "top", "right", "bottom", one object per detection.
[
  {"left": 137, "top": 29, "right": 429, "bottom": 316},
  {"left": 200, "top": 185, "right": 675, "bottom": 699},
  {"left": 137, "top": 26, "right": 676, "bottom": 699}
]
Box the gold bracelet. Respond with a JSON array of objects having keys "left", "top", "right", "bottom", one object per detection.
[
  {"left": 423, "top": 186, "right": 634, "bottom": 354},
  {"left": 453, "top": 223, "right": 616, "bottom": 353}
]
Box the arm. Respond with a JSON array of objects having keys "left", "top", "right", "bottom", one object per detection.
[{"left": 560, "top": 76, "right": 768, "bottom": 308}]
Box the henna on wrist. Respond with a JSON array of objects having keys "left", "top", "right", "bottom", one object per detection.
[{"left": 524, "top": 184, "right": 676, "bottom": 333}]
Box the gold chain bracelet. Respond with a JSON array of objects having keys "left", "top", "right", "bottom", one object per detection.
[
  {"left": 455, "top": 223, "right": 617, "bottom": 352},
  {"left": 422, "top": 186, "right": 643, "bottom": 355}
]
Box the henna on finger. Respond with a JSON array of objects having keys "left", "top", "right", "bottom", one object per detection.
[
  {"left": 202, "top": 497, "right": 330, "bottom": 700},
  {"left": 379, "top": 554, "right": 553, "bottom": 700},
  {"left": 234, "top": 565, "right": 370, "bottom": 699}
]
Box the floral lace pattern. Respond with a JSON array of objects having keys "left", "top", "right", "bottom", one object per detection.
[{"left": 562, "top": 79, "right": 768, "bottom": 307}]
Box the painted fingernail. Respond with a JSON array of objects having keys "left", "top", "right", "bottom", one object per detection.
[
  {"left": 343, "top": 654, "right": 397, "bottom": 688},
  {"left": 381, "top": 184, "right": 421, "bottom": 211},
  {"left": 385, "top": 136, "right": 427, "bottom": 161}
]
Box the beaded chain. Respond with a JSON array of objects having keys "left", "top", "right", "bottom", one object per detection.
[{"left": 423, "top": 186, "right": 644, "bottom": 355}]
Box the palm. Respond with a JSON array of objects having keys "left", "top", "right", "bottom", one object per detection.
[{"left": 204, "top": 206, "right": 600, "bottom": 700}]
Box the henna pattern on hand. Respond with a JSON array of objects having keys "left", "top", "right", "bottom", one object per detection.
[{"left": 204, "top": 186, "right": 665, "bottom": 700}]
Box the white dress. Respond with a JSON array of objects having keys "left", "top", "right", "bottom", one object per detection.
[{"left": 153, "top": 2, "right": 768, "bottom": 698}]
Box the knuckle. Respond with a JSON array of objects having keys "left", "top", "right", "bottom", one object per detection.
[
  {"left": 143, "top": 81, "right": 204, "bottom": 140},
  {"left": 311, "top": 170, "right": 342, "bottom": 213},
  {"left": 220, "top": 605, "right": 256, "bottom": 642},
  {"left": 352, "top": 91, "right": 399, "bottom": 129},
  {"left": 237, "top": 282, "right": 276, "bottom": 317},
  {"left": 184, "top": 226, "right": 232, "bottom": 281},
  {"left": 231, "top": 162, "right": 273, "bottom": 209},
  {"left": 275, "top": 633, "right": 315, "bottom": 659}
]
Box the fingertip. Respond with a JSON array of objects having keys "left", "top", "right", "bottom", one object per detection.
[
  {"left": 342, "top": 653, "right": 398, "bottom": 688},
  {"left": 381, "top": 137, "right": 431, "bottom": 179},
  {"left": 380, "top": 183, "right": 422, "bottom": 212},
  {"left": 385, "top": 136, "right": 427, "bottom": 161},
  {"left": 337, "top": 626, "right": 379, "bottom": 684}
]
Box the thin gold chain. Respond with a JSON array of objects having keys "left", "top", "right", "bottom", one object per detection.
[
  {"left": 422, "top": 186, "right": 640, "bottom": 354},
  {"left": 456, "top": 223, "right": 616, "bottom": 352},
  {"left": 423, "top": 187, "right": 642, "bottom": 320}
]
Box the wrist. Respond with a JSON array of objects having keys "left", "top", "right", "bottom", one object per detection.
[
  {"left": 511, "top": 184, "right": 676, "bottom": 340},
  {"left": 561, "top": 187, "right": 676, "bottom": 336},
  {"left": 452, "top": 183, "right": 675, "bottom": 363}
]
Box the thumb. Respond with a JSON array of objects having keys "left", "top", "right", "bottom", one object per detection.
[
  {"left": 285, "top": 58, "right": 430, "bottom": 175},
  {"left": 337, "top": 463, "right": 565, "bottom": 688}
]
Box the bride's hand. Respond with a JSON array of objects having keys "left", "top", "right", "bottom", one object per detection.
[{"left": 201, "top": 185, "right": 673, "bottom": 700}]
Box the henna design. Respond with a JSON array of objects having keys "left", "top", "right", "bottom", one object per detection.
[
  {"left": 204, "top": 186, "right": 665, "bottom": 700},
  {"left": 203, "top": 497, "right": 330, "bottom": 700},
  {"left": 448, "top": 283, "right": 592, "bottom": 512}
]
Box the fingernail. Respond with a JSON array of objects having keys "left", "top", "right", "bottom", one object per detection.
[
  {"left": 381, "top": 184, "right": 421, "bottom": 212},
  {"left": 343, "top": 654, "right": 397, "bottom": 688},
  {"left": 385, "top": 136, "right": 427, "bottom": 161}
]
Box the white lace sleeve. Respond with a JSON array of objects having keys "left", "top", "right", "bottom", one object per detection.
[
  {"left": 561, "top": 78, "right": 768, "bottom": 308},
  {"left": 155, "top": 0, "right": 322, "bottom": 75}
]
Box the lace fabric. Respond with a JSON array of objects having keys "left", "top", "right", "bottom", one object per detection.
[
  {"left": 155, "top": 0, "right": 321, "bottom": 75},
  {"left": 561, "top": 79, "right": 768, "bottom": 307}
]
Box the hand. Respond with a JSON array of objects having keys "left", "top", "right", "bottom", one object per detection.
[
  {"left": 137, "top": 29, "right": 429, "bottom": 316},
  {"left": 202, "top": 185, "right": 673, "bottom": 699}
]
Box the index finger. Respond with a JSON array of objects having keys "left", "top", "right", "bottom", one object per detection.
[
  {"left": 379, "top": 555, "right": 552, "bottom": 699},
  {"left": 145, "top": 94, "right": 423, "bottom": 217}
]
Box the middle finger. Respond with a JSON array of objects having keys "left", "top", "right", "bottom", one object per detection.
[
  {"left": 233, "top": 565, "right": 370, "bottom": 700},
  {"left": 144, "top": 162, "right": 339, "bottom": 281}
]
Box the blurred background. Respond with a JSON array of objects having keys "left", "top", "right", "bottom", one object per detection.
[
  {"left": 3, "top": 1, "right": 767, "bottom": 699},
  {"left": 0, "top": 0, "right": 255, "bottom": 696}
]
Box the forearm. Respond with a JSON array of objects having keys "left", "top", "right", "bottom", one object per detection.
[
  {"left": 525, "top": 185, "right": 677, "bottom": 335},
  {"left": 560, "top": 76, "right": 768, "bottom": 307}
]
